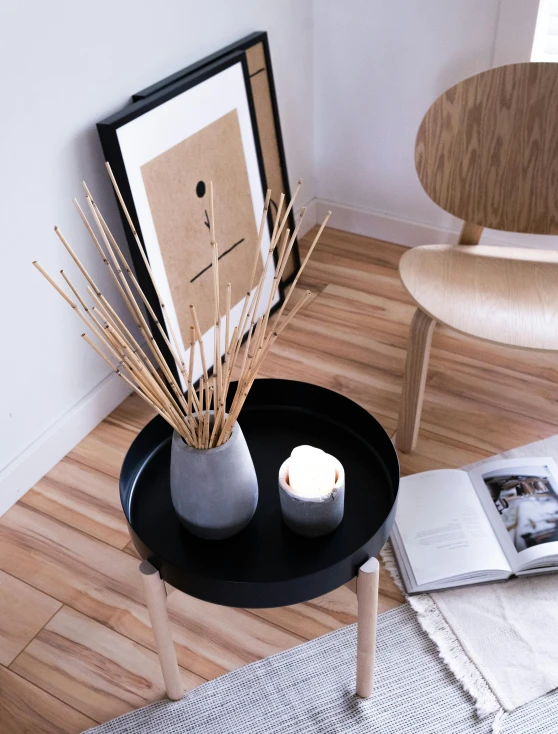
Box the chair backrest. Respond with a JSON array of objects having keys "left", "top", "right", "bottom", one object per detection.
[{"left": 415, "top": 62, "right": 558, "bottom": 237}]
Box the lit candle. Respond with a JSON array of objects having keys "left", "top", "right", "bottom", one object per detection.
[
  {"left": 278, "top": 444, "right": 345, "bottom": 537},
  {"left": 287, "top": 445, "right": 337, "bottom": 498}
]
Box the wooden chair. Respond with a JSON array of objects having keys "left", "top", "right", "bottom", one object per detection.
[{"left": 396, "top": 62, "right": 558, "bottom": 453}]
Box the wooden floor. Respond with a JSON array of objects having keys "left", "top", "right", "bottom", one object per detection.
[{"left": 2, "top": 227, "right": 558, "bottom": 732}]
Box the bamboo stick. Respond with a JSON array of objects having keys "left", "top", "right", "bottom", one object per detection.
[
  {"left": 100, "top": 310, "right": 193, "bottom": 441},
  {"left": 225, "top": 282, "right": 231, "bottom": 352},
  {"left": 189, "top": 304, "right": 208, "bottom": 384},
  {"left": 54, "top": 226, "right": 101, "bottom": 296},
  {"left": 34, "top": 263, "right": 121, "bottom": 357},
  {"left": 102, "top": 168, "right": 187, "bottom": 381},
  {"left": 221, "top": 324, "right": 238, "bottom": 411},
  {"left": 276, "top": 178, "right": 302, "bottom": 245},
  {"left": 218, "top": 291, "right": 313, "bottom": 446},
  {"left": 187, "top": 326, "right": 195, "bottom": 420},
  {"left": 272, "top": 210, "right": 332, "bottom": 327},
  {"left": 222, "top": 189, "right": 272, "bottom": 382},
  {"left": 60, "top": 270, "right": 89, "bottom": 311},
  {"left": 211, "top": 239, "right": 221, "bottom": 409},
  {"left": 82, "top": 334, "right": 185, "bottom": 435},
  {"left": 36, "top": 262, "right": 194, "bottom": 445},
  {"left": 75, "top": 198, "right": 146, "bottom": 338},
  {"left": 77, "top": 202, "right": 191, "bottom": 418},
  {"left": 84, "top": 190, "right": 187, "bottom": 384},
  {"left": 248, "top": 189, "right": 272, "bottom": 289},
  {"left": 86, "top": 189, "right": 190, "bottom": 383},
  {"left": 254, "top": 226, "right": 291, "bottom": 359},
  {"left": 38, "top": 172, "right": 329, "bottom": 449}
]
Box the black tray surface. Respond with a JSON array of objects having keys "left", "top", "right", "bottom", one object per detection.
[{"left": 121, "top": 379, "right": 399, "bottom": 608}]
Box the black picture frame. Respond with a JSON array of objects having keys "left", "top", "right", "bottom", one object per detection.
[
  {"left": 133, "top": 31, "right": 301, "bottom": 285},
  {"left": 97, "top": 51, "right": 283, "bottom": 389}
]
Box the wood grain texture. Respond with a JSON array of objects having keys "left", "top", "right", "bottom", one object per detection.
[
  {"left": 0, "top": 504, "right": 302, "bottom": 682},
  {"left": 10, "top": 606, "right": 202, "bottom": 724},
  {"left": 2, "top": 226, "right": 558, "bottom": 731},
  {"left": 356, "top": 557, "right": 380, "bottom": 697},
  {"left": 458, "top": 221, "right": 483, "bottom": 245},
  {"left": 396, "top": 309, "right": 436, "bottom": 453},
  {"left": 400, "top": 245, "right": 558, "bottom": 351},
  {"left": 105, "top": 392, "right": 156, "bottom": 434},
  {"left": 140, "top": 561, "right": 184, "bottom": 701},
  {"left": 0, "top": 666, "right": 96, "bottom": 734},
  {"left": 416, "top": 62, "right": 558, "bottom": 234},
  {"left": 68, "top": 421, "right": 138, "bottom": 478},
  {"left": 0, "top": 570, "right": 61, "bottom": 666},
  {"left": 21, "top": 457, "right": 129, "bottom": 549}
]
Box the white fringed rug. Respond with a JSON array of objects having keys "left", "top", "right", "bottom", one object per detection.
[
  {"left": 382, "top": 434, "right": 558, "bottom": 728},
  {"left": 85, "top": 603, "right": 558, "bottom": 734}
]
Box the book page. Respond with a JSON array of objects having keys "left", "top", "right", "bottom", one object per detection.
[
  {"left": 469, "top": 458, "right": 558, "bottom": 573},
  {"left": 395, "top": 470, "right": 511, "bottom": 587}
]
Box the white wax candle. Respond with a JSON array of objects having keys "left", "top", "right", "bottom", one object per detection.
[{"left": 287, "top": 445, "right": 337, "bottom": 499}]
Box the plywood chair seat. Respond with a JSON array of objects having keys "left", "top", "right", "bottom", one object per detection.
[
  {"left": 396, "top": 62, "right": 558, "bottom": 453},
  {"left": 399, "top": 244, "right": 558, "bottom": 351}
]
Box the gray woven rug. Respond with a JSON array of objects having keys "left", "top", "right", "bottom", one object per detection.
[{"left": 85, "top": 604, "right": 558, "bottom": 733}]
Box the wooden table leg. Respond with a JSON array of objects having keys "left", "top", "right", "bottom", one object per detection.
[
  {"left": 140, "top": 560, "right": 184, "bottom": 701},
  {"left": 356, "top": 557, "right": 380, "bottom": 698}
]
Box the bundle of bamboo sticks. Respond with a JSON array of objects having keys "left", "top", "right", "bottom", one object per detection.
[{"left": 34, "top": 163, "right": 331, "bottom": 449}]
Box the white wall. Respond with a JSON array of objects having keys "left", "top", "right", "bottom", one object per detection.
[
  {"left": 0, "top": 0, "right": 314, "bottom": 512},
  {"left": 0, "top": 0, "right": 545, "bottom": 512},
  {"left": 313, "top": 0, "right": 545, "bottom": 247}
]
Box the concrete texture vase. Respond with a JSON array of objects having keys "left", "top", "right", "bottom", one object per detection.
[
  {"left": 278, "top": 456, "right": 345, "bottom": 537},
  {"left": 170, "top": 420, "right": 258, "bottom": 540}
]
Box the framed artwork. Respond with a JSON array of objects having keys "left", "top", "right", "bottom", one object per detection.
[
  {"left": 97, "top": 52, "right": 281, "bottom": 388},
  {"left": 132, "top": 31, "right": 300, "bottom": 285}
]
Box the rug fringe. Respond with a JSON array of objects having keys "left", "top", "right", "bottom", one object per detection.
[
  {"left": 380, "top": 542, "right": 500, "bottom": 719},
  {"left": 491, "top": 708, "right": 507, "bottom": 733}
]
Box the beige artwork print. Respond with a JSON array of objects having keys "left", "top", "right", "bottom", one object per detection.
[{"left": 141, "top": 109, "right": 263, "bottom": 339}]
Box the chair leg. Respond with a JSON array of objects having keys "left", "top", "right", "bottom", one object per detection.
[
  {"left": 396, "top": 308, "right": 436, "bottom": 453},
  {"left": 356, "top": 557, "right": 380, "bottom": 698},
  {"left": 140, "top": 560, "right": 184, "bottom": 701}
]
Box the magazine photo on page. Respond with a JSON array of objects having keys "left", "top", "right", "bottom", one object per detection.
[
  {"left": 391, "top": 457, "right": 558, "bottom": 594},
  {"left": 482, "top": 466, "right": 558, "bottom": 551}
]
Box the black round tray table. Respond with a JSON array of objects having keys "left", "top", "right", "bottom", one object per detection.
[{"left": 120, "top": 379, "right": 399, "bottom": 700}]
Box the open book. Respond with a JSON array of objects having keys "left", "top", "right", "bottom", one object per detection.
[{"left": 392, "top": 457, "right": 558, "bottom": 594}]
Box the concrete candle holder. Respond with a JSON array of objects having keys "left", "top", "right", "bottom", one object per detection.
[{"left": 278, "top": 456, "right": 345, "bottom": 537}]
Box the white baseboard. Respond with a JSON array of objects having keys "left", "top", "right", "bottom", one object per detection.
[
  {"left": 316, "top": 199, "right": 453, "bottom": 246},
  {"left": 0, "top": 372, "right": 132, "bottom": 517},
  {"left": 314, "top": 198, "right": 558, "bottom": 250}
]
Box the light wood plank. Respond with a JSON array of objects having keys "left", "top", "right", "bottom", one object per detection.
[
  {"left": 68, "top": 422, "right": 138, "bottom": 478},
  {"left": 123, "top": 539, "right": 140, "bottom": 557},
  {"left": 3, "top": 226, "right": 558, "bottom": 731},
  {"left": 0, "top": 505, "right": 303, "bottom": 681},
  {"left": 21, "top": 457, "right": 129, "bottom": 549},
  {"left": 0, "top": 570, "right": 61, "bottom": 666},
  {"left": 0, "top": 666, "right": 96, "bottom": 734},
  {"left": 105, "top": 391, "right": 155, "bottom": 434},
  {"left": 249, "top": 585, "right": 357, "bottom": 640},
  {"left": 10, "top": 606, "right": 203, "bottom": 724},
  {"left": 249, "top": 574, "right": 401, "bottom": 641}
]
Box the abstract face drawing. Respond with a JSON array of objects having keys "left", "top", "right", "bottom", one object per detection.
[{"left": 141, "top": 109, "right": 263, "bottom": 340}]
